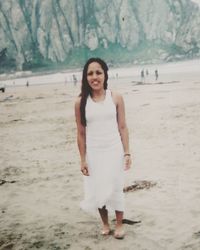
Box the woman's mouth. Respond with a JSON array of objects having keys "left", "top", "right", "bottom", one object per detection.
[{"left": 92, "top": 81, "right": 99, "bottom": 85}]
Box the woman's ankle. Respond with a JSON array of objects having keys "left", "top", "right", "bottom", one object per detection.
[
  {"left": 102, "top": 222, "right": 110, "bottom": 228},
  {"left": 115, "top": 223, "right": 123, "bottom": 228}
]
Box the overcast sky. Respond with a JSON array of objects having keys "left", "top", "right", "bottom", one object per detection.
[{"left": 191, "top": 0, "right": 200, "bottom": 6}]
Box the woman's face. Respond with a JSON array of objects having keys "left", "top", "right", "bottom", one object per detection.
[{"left": 87, "top": 62, "right": 105, "bottom": 91}]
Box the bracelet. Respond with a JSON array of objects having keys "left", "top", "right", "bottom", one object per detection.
[{"left": 124, "top": 153, "right": 131, "bottom": 157}]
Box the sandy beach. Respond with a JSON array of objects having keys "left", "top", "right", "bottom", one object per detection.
[{"left": 0, "top": 61, "right": 200, "bottom": 250}]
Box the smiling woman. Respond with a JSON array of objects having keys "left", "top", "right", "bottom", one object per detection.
[
  {"left": 86, "top": 62, "right": 105, "bottom": 97},
  {"left": 74, "top": 58, "right": 132, "bottom": 239}
]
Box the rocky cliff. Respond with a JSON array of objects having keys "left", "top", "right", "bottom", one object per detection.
[{"left": 0, "top": 0, "right": 200, "bottom": 72}]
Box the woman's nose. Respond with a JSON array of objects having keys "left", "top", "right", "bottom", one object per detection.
[{"left": 92, "top": 73, "right": 97, "bottom": 79}]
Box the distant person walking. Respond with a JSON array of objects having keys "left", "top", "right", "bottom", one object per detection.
[
  {"left": 146, "top": 69, "right": 149, "bottom": 76},
  {"left": 73, "top": 74, "right": 77, "bottom": 86},
  {"left": 140, "top": 69, "right": 145, "bottom": 83},
  {"left": 155, "top": 69, "right": 158, "bottom": 81}
]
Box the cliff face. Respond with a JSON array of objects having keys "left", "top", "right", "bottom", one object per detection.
[{"left": 0, "top": 0, "right": 200, "bottom": 72}]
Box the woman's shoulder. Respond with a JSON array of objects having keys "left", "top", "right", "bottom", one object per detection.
[
  {"left": 110, "top": 90, "right": 123, "bottom": 100},
  {"left": 109, "top": 89, "right": 123, "bottom": 105},
  {"left": 74, "top": 96, "right": 81, "bottom": 107}
]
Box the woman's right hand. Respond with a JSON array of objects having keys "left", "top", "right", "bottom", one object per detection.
[{"left": 80, "top": 161, "right": 89, "bottom": 176}]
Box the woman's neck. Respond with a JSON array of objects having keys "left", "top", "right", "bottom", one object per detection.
[
  {"left": 91, "top": 89, "right": 106, "bottom": 102},
  {"left": 92, "top": 89, "right": 105, "bottom": 97}
]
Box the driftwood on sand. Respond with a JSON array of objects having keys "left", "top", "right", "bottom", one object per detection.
[{"left": 123, "top": 180, "right": 156, "bottom": 193}]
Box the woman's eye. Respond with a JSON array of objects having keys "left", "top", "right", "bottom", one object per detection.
[{"left": 87, "top": 70, "right": 103, "bottom": 76}]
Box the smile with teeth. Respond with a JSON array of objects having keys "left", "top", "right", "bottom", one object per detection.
[{"left": 92, "top": 81, "right": 99, "bottom": 85}]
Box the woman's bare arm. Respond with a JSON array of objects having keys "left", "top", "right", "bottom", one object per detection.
[
  {"left": 74, "top": 97, "right": 89, "bottom": 175},
  {"left": 112, "top": 92, "right": 131, "bottom": 170}
]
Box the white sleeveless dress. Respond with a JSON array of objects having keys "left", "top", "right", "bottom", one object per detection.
[{"left": 80, "top": 89, "right": 125, "bottom": 214}]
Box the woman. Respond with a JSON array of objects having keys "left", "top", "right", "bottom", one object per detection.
[{"left": 75, "top": 58, "right": 131, "bottom": 239}]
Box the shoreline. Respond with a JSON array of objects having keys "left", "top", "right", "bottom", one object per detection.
[{"left": 1, "top": 58, "right": 200, "bottom": 88}]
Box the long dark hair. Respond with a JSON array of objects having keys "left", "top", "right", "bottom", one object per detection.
[{"left": 80, "top": 57, "right": 108, "bottom": 126}]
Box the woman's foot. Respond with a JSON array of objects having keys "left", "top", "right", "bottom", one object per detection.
[
  {"left": 101, "top": 224, "right": 111, "bottom": 236},
  {"left": 114, "top": 225, "right": 125, "bottom": 239}
]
